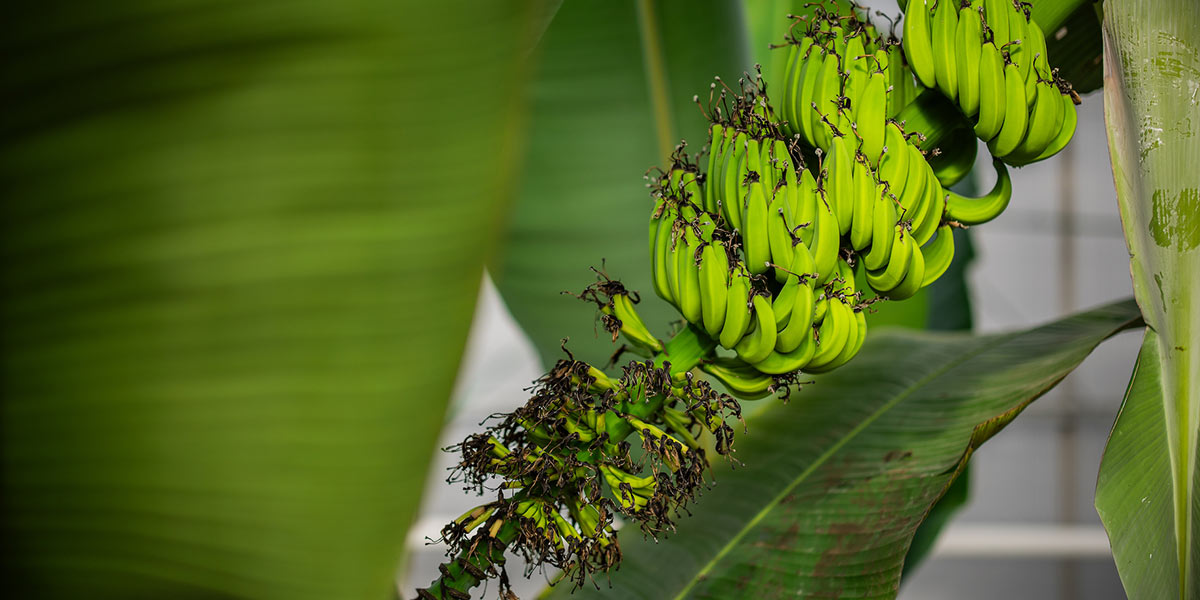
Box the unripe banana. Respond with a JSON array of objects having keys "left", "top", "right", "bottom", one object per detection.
[
  {"left": 735, "top": 294, "right": 778, "bottom": 364},
  {"left": 945, "top": 158, "right": 1011, "bottom": 225},
  {"left": 719, "top": 265, "right": 753, "bottom": 349},
  {"left": 987, "top": 61, "right": 1028, "bottom": 156},
  {"left": 698, "top": 243, "right": 730, "bottom": 337},
  {"left": 973, "top": 41, "right": 1007, "bottom": 141},
  {"left": 955, "top": 5, "right": 984, "bottom": 117},
  {"left": 903, "top": 0, "right": 938, "bottom": 88},
  {"left": 701, "top": 356, "right": 775, "bottom": 399},
  {"left": 931, "top": 0, "right": 959, "bottom": 102}
]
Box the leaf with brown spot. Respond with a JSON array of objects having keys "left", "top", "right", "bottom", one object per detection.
[{"left": 544, "top": 300, "right": 1141, "bottom": 599}]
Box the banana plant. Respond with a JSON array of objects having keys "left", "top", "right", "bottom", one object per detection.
[{"left": 1095, "top": 1, "right": 1200, "bottom": 598}]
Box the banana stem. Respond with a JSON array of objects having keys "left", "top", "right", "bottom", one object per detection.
[
  {"left": 417, "top": 519, "right": 520, "bottom": 600},
  {"left": 656, "top": 323, "right": 719, "bottom": 376},
  {"left": 895, "top": 88, "right": 971, "bottom": 150}
]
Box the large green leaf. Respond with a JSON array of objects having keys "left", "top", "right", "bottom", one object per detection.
[
  {"left": 1097, "top": 330, "right": 1195, "bottom": 599},
  {"left": 0, "top": 2, "right": 535, "bottom": 598},
  {"left": 548, "top": 299, "right": 1141, "bottom": 600},
  {"left": 1097, "top": 1, "right": 1200, "bottom": 598},
  {"left": 491, "top": 0, "right": 750, "bottom": 367}
]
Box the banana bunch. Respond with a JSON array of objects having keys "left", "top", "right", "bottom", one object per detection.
[
  {"left": 903, "top": 0, "right": 1078, "bottom": 165},
  {"left": 421, "top": 313, "right": 743, "bottom": 599}
]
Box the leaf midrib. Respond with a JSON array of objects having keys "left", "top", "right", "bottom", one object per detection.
[
  {"left": 635, "top": 0, "right": 676, "bottom": 161},
  {"left": 670, "top": 330, "right": 1018, "bottom": 599}
]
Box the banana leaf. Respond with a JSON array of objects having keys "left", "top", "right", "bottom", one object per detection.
[
  {"left": 546, "top": 299, "right": 1141, "bottom": 600},
  {"left": 491, "top": 0, "right": 750, "bottom": 368},
  {"left": 0, "top": 2, "right": 536, "bottom": 598},
  {"left": 1096, "top": 1, "right": 1200, "bottom": 598}
]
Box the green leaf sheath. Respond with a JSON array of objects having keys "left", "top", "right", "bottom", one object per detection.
[
  {"left": 1099, "top": 1, "right": 1200, "bottom": 598},
  {"left": 549, "top": 299, "right": 1142, "bottom": 600},
  {"left": 492, "top": 0, "right": 750, "bottom": 368},
  {"left": 0, "top": 2, "right": 536, "bottom": 599}
]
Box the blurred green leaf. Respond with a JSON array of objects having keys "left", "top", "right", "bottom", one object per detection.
[
  {"left": 1042, "top": 1, "right": 1104, "bottom": 95},
  {"left": 1097, "top": 1, "right": 1200, "bottom": 598},
  {"left": 0, "top": 2, "right": 536, "bottom": 598},
  {"left": 491, "top": 0, "right": 750, "bottom": 368},
  {"left": 548, "top": 299, "right": 1141, "bottom": 600}
]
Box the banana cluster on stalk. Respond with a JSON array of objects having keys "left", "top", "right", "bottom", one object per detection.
[
  {"left": 417, "top": 283, "right": 742, "bottom": 600},
  {"left": 420, "top": 3, "right": 1063, "bottom": 597},
  {"left": 903, "top": 0, "right": 1079, "bottom": 165}
]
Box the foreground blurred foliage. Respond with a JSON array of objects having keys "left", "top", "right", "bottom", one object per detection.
[{"left": 1, "top": 2, "right": 538, "bottom": 598}]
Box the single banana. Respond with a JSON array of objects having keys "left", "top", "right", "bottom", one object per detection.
[
  {"left": 753, "top": 331, "right": 818, "bottom": 375},
  {"left": 705, "top": 124, "right": 727, "bottom": 215},
  {"left": 698, "top": 242, "right": 730, "bottom": 337},
  {"left": 735, "top": 294, "right": 778, "bottom": 364},
  {"left": 795, "top": 45, "right": 825, "bottom": 144},
  {"left": 931, "top": 0, "right": 960, "bottom": 102},
  {"left": 776, "top": 281, "right": 816, "bottom": 353},
  {"left": 827, "top": 135, "right": 855, "bottom": 235},
  {"left": 1016, "top": 80, "right": 1065, "bottom": 157},
  {"left": 719, "top": 265, "right": 753, "bottom": 349},
  {"left": 772, "top": 273, "right": 804, "bottom": 329},
  {"left": 722, "top": 132, "right": 748, "bottom": 231},
  {"left": 866, "top": 226, "right": 914, "bottom": 293},
  {"left": 913, "top": 159, "right": 944, "bottom": 246},
  {"left": 849, "top": 156, "right": 877, "bottom": 251},
  {"left": 885, "top": 43, "right": 910, "bottom": 118},
  {"left": 857, "top": 69, "right": 888, "bottom": 168},
  {"left": 983, "top": 0, "right": 1009, "bottom": 43},
  {"left": 767, "top": 187, "right": 796, "bottom": 283},
  {"left": 806, "top": 297, "right": 851, "bottom": 371},
  {"left": 810, "top": 188, "right": 842, "bottom": 285},
  {"left": 973, "top": 41, "right": 1007, "bottom": 141},
  {"left": 649, "top": 196, "right": 675, "bottom": 303},
  {"left": 903, "top": 0, "right": 938, "bottom": 88},
  {"left": 920, "top": 224, "right": 956, "bottom": 288},
  {"left": 806, "top": 300, "right": 862, "bottom": 373},
  {"left": 863, "top": 182, "right": 898, "bottom": 271},
  {"left": 812, "top": 50, "right": 843, "bottom": 149},
  {"left": 987, "top": 61, "right": 1028, "bottom": 156},
  {"left": 844, "top": 35, "right": 870, "bottom": 119},
  {"left": 945, "top": 158, "right": 1012, "bottom": 225},
  {"left": 886, "top": 241, "right": 926, "bottom": 301},
  {"left": 877, "top": 121, "right": 910, "bottom": 196},
  {"left": 674, "top": 207, "right": 704, "bottom": 323},
  {"left": 701, "top": 356, "right": 775, "bottom": 399},
  {"left": 744, "top": 180, "right": 772, "bottom": 275},
  {"left": 955, "top": 4, "right": 984, "bottom": 117}
]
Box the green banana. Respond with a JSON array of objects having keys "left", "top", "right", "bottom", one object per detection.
[
  {"left": 955, "top": 4, "right": 984, "bottom": 117},
  {"left": 735, "top": 294, "right": 778, "bottom": 364},
  {"left": 719, "top": 265, "right": 753, "bottom": 349},
  {"left": 697, "top": 243, "right": 729, "bottom": 337},
  {"left": 931, "top": 0, "right": 960, "bottom": 102},
  {"left": 903, "top": 0, "right": 938, "bottom": 88},
  {"left": 920, "top": 224, "right": 956, "bottom": 288},
  {"left": 945, "top": 158, "right": 1011, "bottom": 225},
  {"left": 701, "top": 356, "right": 774, "bottom": 399},
  {"left": 973, "top": 41, "right": 1007, "bottom": 140},
  {"left": 987, "top": 61, "right": 1028, "bottom": 156}
]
